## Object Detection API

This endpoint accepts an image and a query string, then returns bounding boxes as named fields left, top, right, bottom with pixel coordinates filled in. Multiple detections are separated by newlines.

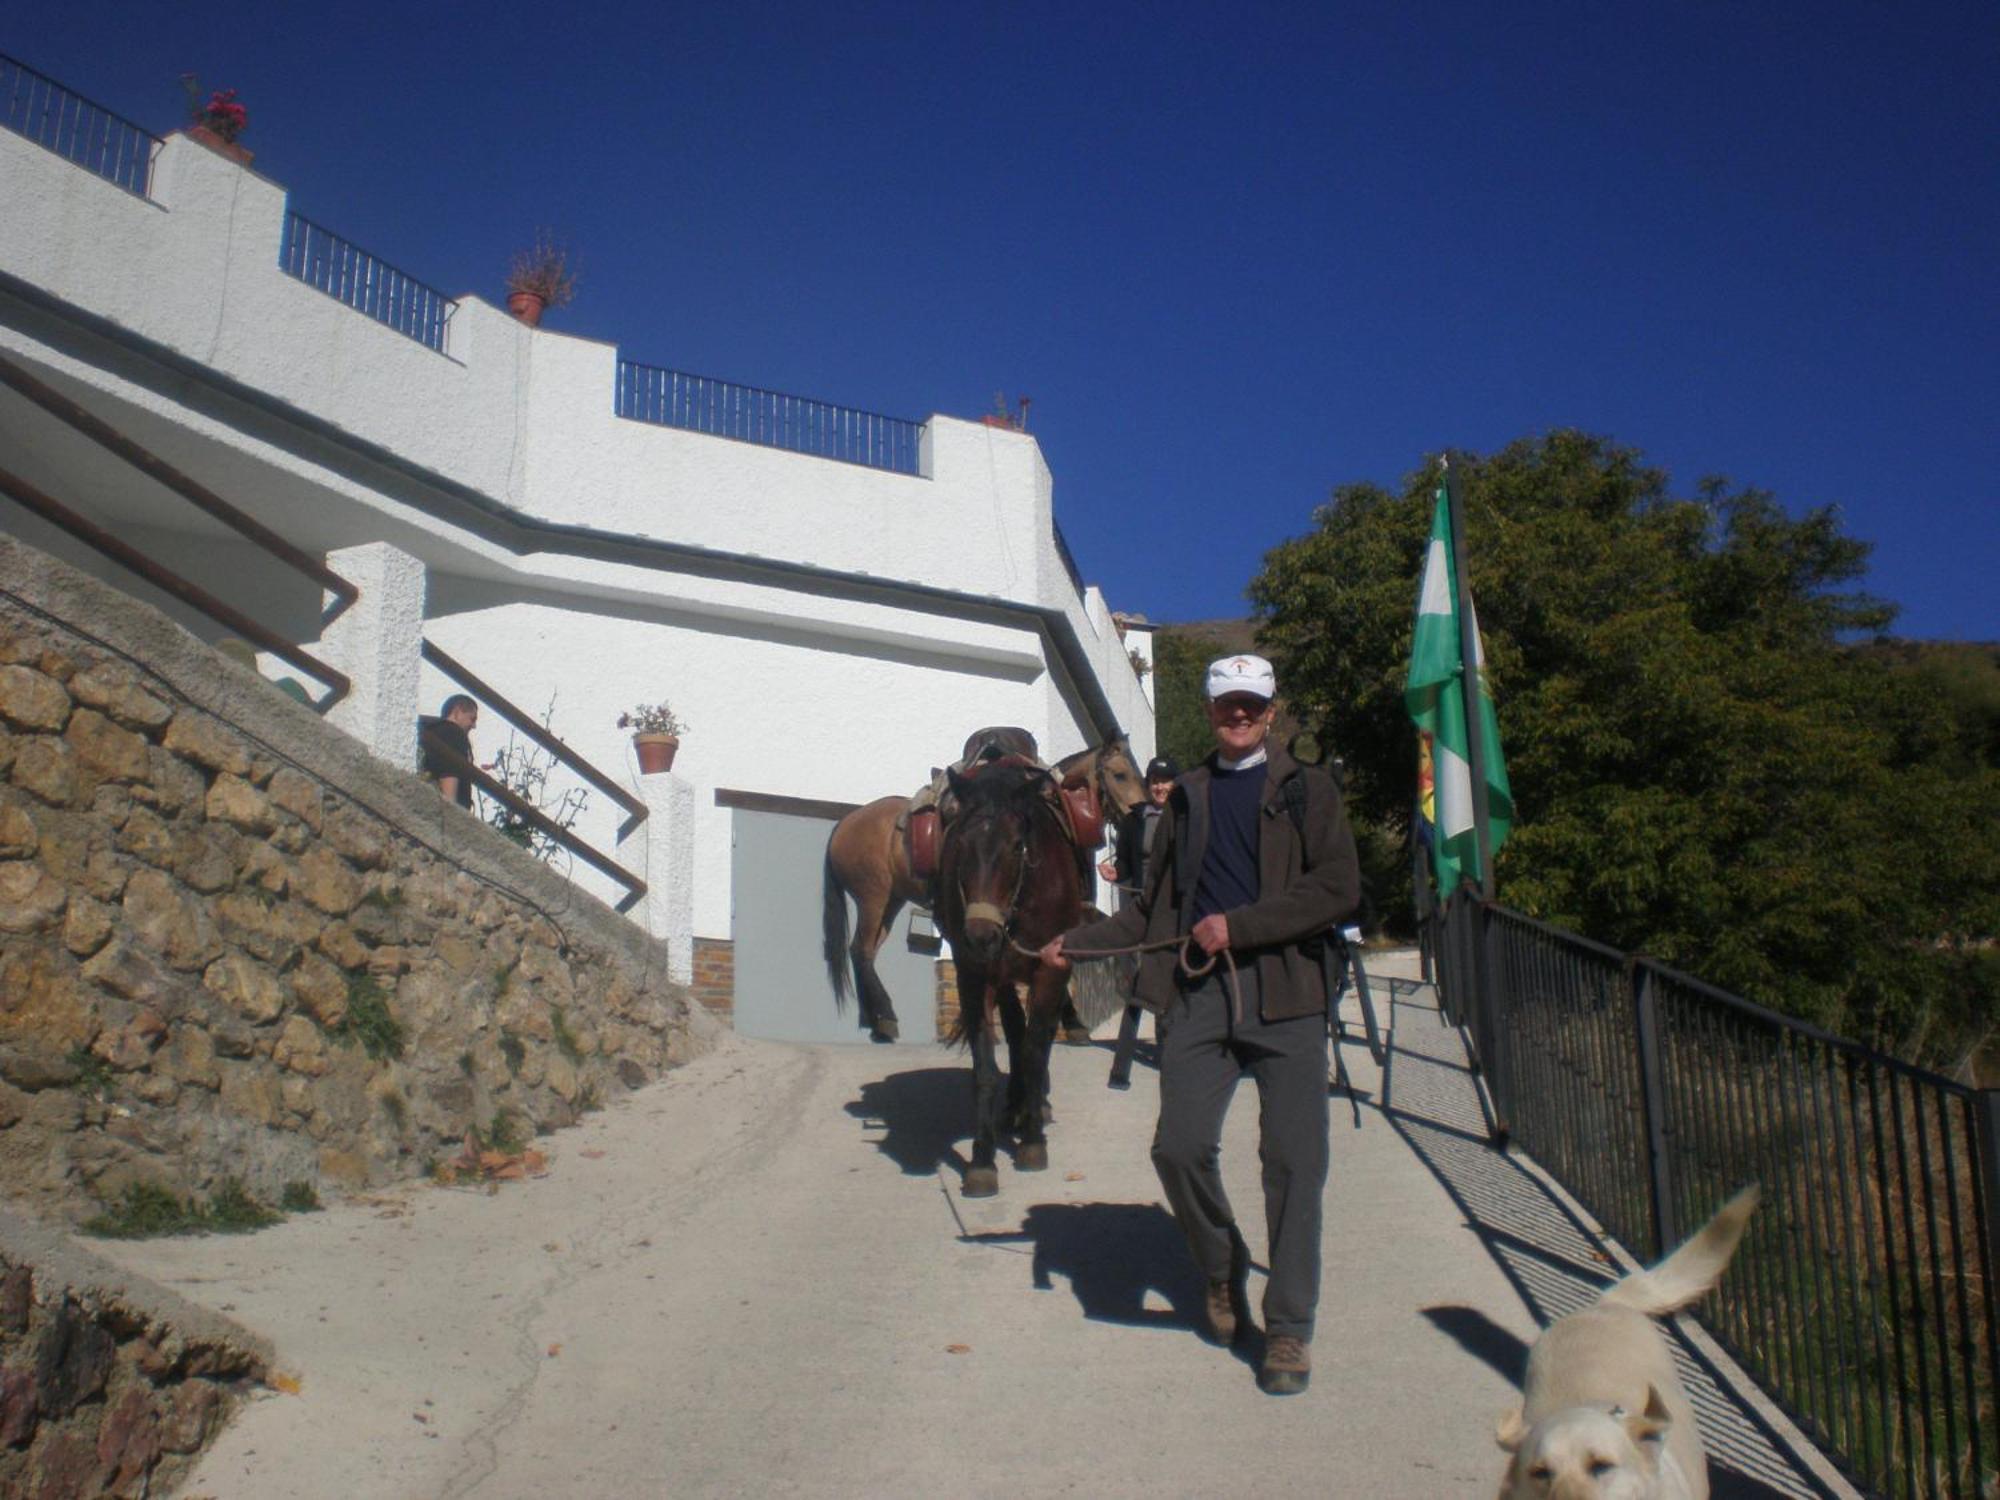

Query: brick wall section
left=0, top=539, right=722, bottom=1222
left=0, top=1206, right=271, bottom=1500
left=689, top=937, right=733, bottom=1017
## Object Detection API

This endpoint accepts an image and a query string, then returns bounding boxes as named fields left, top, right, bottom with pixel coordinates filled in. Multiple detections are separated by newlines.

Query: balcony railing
left=0, top=52, right=159, bottom=197
left=279, top=212, right=457, bottom=354
left=615, top=360, right=924, bottom=476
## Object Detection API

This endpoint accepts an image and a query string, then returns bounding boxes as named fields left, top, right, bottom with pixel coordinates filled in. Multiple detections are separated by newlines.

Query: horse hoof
left=870, top=1019, right=900, bottom=1043
left=963, top=1166, right=1000, bottom=1198
left=1058, top=1029, right=1094, bottom=1047
left=1015, top=1142, right=1049, bottom=1172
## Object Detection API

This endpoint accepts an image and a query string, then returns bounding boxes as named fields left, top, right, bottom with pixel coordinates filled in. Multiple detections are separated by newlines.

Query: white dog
left=1494, top=1186, right=1759, bottom=1500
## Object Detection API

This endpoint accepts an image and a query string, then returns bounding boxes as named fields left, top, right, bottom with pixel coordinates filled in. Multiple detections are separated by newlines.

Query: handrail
left=0, top=463, right=350, bottom=703
left=421, top=640, right=647, bottom=832
left=0, top=52, right=160, bottom=198
left=0, top=354, right=360, bottom=617
left=417, top=732, right=646, bottom=909
left=615, top=359, right=925, bottom=476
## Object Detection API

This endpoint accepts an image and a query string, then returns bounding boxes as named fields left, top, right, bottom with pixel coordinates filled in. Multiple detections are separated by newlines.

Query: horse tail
left=822, top=843, right=852, bottom=1011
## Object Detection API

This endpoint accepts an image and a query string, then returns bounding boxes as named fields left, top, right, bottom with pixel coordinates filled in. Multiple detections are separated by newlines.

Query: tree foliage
left=1151, top=627, right=1229, bottom=771
left=1251, top=430, right=1999, bottom=1070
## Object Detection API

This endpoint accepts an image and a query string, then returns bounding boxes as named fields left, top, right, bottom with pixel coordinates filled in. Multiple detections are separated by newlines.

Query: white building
left=0, top=66, right=1154, bottom=1039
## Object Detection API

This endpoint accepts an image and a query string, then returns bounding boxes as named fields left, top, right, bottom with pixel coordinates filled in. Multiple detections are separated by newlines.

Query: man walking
left=1042, top=655, right=1358, bottom=1394
left=419, top=693, right=480, bottom=808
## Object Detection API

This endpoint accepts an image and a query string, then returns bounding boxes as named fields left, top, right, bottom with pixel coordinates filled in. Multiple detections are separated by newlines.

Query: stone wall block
left=0, top=723, right=14, bottom=777
left=293, top=848, right=361, bottom=916
left=213, top=893, right=292, bottom=966
left=289, top=953, right=348, bottom=1027
left=94, top=1382, right=163, bottom=1496
left=0, top=664, right=70, bottom=732
left=80, top=846, right=130, bottom=904
left=114, top=805, right=173, bottom=867
left=216, top=1065, right=281, bottom=1128
left=202, top=954, right=285, bottom=1026
left=161, top=1028, right=219, bottom=1091
left=170, top=826, right=237, bottom=894
left=120, top=870, right=220, bottom=971
left=267, top=768, right=324, bottom=832
left=323, top=807, right=387, bottom=868
left=159, top=1380, right=219, bottom=1455
left=79, top=941, right=172, bottom=1014
left=0, top=800, right=38, bottom=857
left=272, top=1017, right=329, bottom=1077
left=314, top=922, right=368, bottom=971
left=160, top=711, right=250, bottom=777
left=137, top=748, right=205, bottom=815
left=67, top=663, right=170, bottom=733
left=11, top=737, right=77, bottom=806
left=204, top=774, right=273, bottom=834
left=238, top=842, right=288, bottom=895
left=61, top=895, right=112, bottom=959
left=0, top=863, right=65, bottom=933
left=95, top=1009, right=167, bottom=1072
left=66, top=710, right=151, bottom=784
left=0, top=1264, right=30, bottom=1333
left=0, top=1365, right=35, bottom=1448
left=32, top=1301, right=114, bottom=1418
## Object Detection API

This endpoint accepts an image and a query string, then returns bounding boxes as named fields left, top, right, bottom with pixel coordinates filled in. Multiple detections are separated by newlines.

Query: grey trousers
left=1151, top=964, right=1329, bottom=1341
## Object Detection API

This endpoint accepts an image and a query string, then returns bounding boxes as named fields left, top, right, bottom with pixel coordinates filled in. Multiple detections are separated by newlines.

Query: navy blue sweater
left=1193, top=763, right=1263, bottom=923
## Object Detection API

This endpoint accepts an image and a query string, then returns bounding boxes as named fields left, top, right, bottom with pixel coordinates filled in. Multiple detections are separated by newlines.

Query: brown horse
left=935, top=759, right=1084, bottom=1197
left=821, top=737, right=1146, bottom=1043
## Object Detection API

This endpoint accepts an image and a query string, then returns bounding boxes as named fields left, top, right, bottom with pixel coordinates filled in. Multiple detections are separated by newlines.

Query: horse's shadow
left=960, top=1200, right=1242, bottom=1348
left=845, top=1066, right=971, bottom=1176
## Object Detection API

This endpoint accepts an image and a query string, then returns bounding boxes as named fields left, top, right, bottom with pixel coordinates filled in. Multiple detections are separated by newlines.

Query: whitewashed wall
left=0, top=124, right=1154, bottom=942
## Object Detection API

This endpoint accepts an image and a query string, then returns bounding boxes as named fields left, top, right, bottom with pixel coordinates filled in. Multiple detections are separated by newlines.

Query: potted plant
left=505, top=233, right=578, bottom=328
left=618, top=702, right=686, bottom=775
left=179, top=75, right=252, bottom=164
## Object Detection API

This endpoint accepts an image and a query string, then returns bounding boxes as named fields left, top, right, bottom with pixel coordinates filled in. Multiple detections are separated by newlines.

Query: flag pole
left=1442, top=456, right=1496, bottom=900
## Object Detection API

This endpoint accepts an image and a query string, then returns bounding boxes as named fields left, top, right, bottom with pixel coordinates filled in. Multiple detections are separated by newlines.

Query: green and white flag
left=1405, top=481, right=1513, bottom=896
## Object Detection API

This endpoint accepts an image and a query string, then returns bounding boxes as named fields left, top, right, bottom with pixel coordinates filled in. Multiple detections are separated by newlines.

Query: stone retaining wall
left=0, top=1206, right=270, bottom=1499
left=0, top=538, right=722, bottom=1222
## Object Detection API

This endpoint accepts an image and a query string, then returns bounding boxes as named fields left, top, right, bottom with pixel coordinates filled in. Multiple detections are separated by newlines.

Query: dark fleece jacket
left=1060, top=743, right=1360, bottom=1022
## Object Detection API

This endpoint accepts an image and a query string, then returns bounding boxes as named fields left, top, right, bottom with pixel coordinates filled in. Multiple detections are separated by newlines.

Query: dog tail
left=1601, top=1184, right=1760, bottom=1317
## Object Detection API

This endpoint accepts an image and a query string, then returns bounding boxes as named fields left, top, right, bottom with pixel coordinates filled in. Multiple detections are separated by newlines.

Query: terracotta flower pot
left=633, top=733, right=679, bottom=775
left=185, top=125, right=253, bottom=166
left=507, top=290, right=547, bottom=327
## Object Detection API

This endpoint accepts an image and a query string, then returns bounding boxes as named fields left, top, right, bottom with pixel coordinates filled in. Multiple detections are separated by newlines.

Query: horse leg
left=962, top=970, right=1001, bottom=1198
left=847, top=896, right=903, bottom=1043
left=999, top=986, right=1031, bottom=1134
left=1014, top=966, right=1068, bottom=1173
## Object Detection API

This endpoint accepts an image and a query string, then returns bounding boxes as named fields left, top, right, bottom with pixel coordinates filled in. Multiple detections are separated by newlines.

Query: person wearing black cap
left=1042, top=653, right=1359, bottom=1396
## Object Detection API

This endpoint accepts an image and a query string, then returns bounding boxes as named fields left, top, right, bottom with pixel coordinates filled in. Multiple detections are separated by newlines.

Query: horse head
left=941, top=762, right=1060, bottom=966
left=1093, top=737, right=1148, bottom=817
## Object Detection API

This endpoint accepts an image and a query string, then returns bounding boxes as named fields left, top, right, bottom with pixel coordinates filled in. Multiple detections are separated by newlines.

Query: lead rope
left=1009, top=932, right=1245, bottom=1027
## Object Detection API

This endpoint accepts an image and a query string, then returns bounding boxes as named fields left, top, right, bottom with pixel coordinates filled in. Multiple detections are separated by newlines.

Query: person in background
left=419, top=694, right=479, bottom=808
left=1041, top=655, right=1359, bottom=1396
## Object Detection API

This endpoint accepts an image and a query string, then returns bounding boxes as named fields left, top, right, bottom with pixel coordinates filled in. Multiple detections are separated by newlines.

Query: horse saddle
left=908, top=805, right=941, bottom=883
left=1057, top=770, right=1106, bottom=851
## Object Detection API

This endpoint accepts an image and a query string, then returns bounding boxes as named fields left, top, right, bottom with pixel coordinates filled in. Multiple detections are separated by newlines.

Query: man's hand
left=1096, top=858, right=1117, bottom=881
left=1038, top=936, right=1070, bottom=971
left=1191, top=914, right=1231, bottom=956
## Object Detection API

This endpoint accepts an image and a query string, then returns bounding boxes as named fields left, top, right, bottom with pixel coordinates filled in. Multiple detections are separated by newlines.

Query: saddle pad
left=1059, top=781, right=1105, bottom=850
left=908, top=807, right=941, bottom=882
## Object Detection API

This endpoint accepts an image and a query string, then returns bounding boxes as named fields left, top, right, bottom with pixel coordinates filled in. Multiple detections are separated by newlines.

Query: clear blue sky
left=11, top=2, right=1996, bottom=640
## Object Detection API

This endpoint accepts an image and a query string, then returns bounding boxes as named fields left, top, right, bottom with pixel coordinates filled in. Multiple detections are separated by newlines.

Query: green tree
left=1151, top=627, right=1228, bottom=771
left=1251, top=430, right=2000, bottom=1068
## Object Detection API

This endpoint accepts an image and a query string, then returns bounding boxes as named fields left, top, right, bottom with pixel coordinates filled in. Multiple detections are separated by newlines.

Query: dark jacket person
left=1041, top=653, right=1359, bottom=1397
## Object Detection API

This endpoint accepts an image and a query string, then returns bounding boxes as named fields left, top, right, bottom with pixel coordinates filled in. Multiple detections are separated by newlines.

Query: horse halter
left=953, top=808, right=1037, bottom=938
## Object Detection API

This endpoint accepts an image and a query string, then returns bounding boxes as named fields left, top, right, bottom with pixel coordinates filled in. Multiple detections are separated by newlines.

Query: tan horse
left=822, top=737, right=1147, bottom=1042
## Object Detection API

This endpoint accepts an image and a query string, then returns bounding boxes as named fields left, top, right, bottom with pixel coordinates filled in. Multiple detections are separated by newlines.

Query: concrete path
left=98, top=952, right=1846, bottom=1498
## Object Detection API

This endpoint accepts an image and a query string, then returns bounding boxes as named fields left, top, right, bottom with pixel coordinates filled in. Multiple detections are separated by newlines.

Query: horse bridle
left=954, top=800, right=1048, bottom=939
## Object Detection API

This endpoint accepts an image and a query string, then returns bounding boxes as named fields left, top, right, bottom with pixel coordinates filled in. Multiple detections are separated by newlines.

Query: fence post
left=1633, top=965, right=1677, bottom=1261
left=319, top=542, right=424, bottom=768
left=1477, top=899, right=1510, bottom=1141
left=1974, top=1090, right=2000, bottom=1296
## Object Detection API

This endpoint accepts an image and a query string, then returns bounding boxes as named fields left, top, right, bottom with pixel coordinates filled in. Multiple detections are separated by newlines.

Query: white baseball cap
left=1204, top=654, right=1275, bottom=701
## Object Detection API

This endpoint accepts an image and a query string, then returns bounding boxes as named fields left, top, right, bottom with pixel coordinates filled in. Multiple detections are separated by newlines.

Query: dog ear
left=1494, top=1407, right=1527, bottom=1452
left=1624, top=1385, right=1673, bottom=1449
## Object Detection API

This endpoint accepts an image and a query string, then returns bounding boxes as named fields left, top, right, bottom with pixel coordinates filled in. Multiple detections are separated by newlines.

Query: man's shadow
left=960, top=1200, right=1264, bottom=1369
left=845, top=1067, right=972, bottom=1176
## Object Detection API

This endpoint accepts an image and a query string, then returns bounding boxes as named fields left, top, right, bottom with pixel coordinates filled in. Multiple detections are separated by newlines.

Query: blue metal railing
left=0, top=53, right=159, bottom=197
left=279, top=212, right=457, bottom=354
left=615, top=360, right=924, bottom=476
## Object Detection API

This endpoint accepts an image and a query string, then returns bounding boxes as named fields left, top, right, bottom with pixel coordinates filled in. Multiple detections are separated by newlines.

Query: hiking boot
left=1258, top=1334, right=1311, bottom=1395
left=1203, top=1278, right=1239, bottom=1345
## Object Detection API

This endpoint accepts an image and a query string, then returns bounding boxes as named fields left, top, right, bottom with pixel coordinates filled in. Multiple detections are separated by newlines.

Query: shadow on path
left=845, top=1067, right=968, bottom=1176
left=1382, top=985, right=1842, bottom=1500
left=958, top=1200, right=1265, bottom=1371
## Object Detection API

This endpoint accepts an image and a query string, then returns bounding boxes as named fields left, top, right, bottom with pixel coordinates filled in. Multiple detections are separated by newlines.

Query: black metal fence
left=0, top=52, right=159, bottom=197
left=615, top=360, right=925, bottom=476
left=1433, top=892, right=1999, bottom=1499
left=279, top=212, right=457, bottom=354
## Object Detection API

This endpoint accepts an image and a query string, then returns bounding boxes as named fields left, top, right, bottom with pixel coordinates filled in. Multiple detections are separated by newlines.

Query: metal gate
left=729, top=804, right=939, bottom=1044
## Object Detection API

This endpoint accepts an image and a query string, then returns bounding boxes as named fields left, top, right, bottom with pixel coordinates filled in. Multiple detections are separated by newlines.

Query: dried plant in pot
left=618, top=702, right=686, bottom=775
left=505, top=233, right=578, bottom=327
